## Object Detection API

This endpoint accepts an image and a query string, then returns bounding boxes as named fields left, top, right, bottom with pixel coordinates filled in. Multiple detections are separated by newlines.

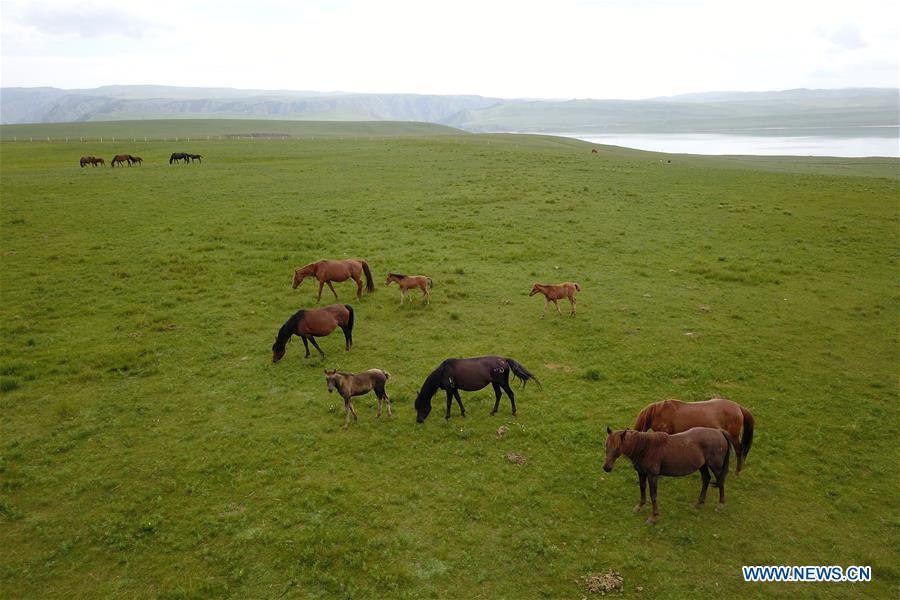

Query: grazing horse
left=79, top=156, right=95, bottom=168
left=271, top=304, right=354, bottom=362
left=292, top=259, right=375, bottom=302
left=414, top=356, right=540, bottom=422
left=591, top=148, right=599, bottom=154
left=529, top=282, right=581, bottom=317
left=111, top=154, right=131, bottom=167
left=385, top=273, right=432, bottom=304
left=187, top=154, right=202, bottom=163
left=128, top=155, right=143, bottom=166
left=325, top=368, right=391, bottom=428
left=603, top=426, right=732, bottom=524
left=169, top=152, right=189, bottom=164
left=90, top=157, right=105, bottom=167
left=633, top=398, right=754, bottom=472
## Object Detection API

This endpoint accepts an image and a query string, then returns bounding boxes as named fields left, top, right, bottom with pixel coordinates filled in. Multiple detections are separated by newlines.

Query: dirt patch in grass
left=582, top=570, right=624, bottom=594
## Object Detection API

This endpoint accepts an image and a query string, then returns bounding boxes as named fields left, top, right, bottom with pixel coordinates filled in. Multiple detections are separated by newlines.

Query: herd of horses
left=274, top=258, right=756, bottom=523
left=78, top=153, right=201, bottom=167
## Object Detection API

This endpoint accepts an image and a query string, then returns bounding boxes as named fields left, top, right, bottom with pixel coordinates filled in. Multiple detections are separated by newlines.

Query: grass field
left=1, top=120, right=898, bottom=599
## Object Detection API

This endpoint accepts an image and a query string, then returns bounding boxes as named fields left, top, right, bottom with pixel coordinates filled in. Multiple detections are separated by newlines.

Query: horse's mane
left=621, top=431, right=668, bottom=463
left=414, top=362, right=445, bottom=410
left=274, top=309, right=305, bottom=349
left=633, top=403, right=657, bottom=431
left=388, top=272, right=407, bottom=279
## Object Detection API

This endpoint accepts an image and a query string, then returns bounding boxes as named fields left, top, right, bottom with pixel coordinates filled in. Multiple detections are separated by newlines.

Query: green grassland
left=1, top=121, right=898, bottom=599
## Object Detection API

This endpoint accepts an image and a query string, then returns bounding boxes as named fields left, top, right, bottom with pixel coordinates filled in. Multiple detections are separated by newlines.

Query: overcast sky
left=1, top=0, right=897, bottom=99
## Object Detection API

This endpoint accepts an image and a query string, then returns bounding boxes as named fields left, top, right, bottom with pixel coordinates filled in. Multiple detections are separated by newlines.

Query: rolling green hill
left=1, top=122, right=898, bottom=598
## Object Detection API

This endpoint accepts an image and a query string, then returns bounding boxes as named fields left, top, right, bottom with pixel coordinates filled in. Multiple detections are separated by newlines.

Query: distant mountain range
left=1, top=85, right=897, bottom=134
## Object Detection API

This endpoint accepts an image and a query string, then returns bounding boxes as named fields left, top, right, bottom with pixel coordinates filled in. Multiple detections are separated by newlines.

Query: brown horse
left=603, top=426, right=732, bottom=524
left=325, top=368, right=391, bottom=428
left=128, top=155, right=143, bottom=166
left=385, top=273, right=432, bottom=304
left=271, top=304, right=354, bottom=362
left=633, top=398, right=754, bottom=472
left=292, top=259, right=375, bottom=301
left=111, top=154, right=132, bottom=167
left=591, top=148, right=599, bottom=154
left=79, top=156, right=94, bottom=168
left=529, top=282, right=581, bottom=317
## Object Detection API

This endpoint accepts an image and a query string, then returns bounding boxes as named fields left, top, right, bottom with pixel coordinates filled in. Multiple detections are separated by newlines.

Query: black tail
left=343, top=304, right=354, bottom=349
left=720, top=430, right=732, bottom=483
left=739, top=406, right=755, bottom=470
left=361, top=261, right=375, bottom=292
left=506, top=358, right=541, bottom=390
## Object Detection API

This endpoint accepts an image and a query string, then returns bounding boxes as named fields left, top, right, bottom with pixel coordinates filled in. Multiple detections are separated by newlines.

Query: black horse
left=414, top=356, right=540, bottom=422
left=187, top=154, right=202, bottom=163
left=169, top=152, right=189, bottom=164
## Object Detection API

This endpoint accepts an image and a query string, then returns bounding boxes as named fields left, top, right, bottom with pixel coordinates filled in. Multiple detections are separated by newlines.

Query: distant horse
left=169, top=152, right=189, bottom=164
left=603, top=426, right=732, bottom=524
left=591, top=148, right=599, bottom=154
left=633, top=398, right=754, bottom=472
left=79, top=156, right=95, bottom=168
left=414, top=356, right=540, bottom=422
left=187, top=154, right=202, bottom=163
left=111, top=154, right=131, bottom=167
left=529, top=282, right=581, bottom=317
left=90, top=157, right=105, bottom=167
left=325, top=368, right=391, bottom=428
left=272, top=304, right=354, bottom=362
left=385, top=273, right=432, bottom=304
left=128, top=155, right=143, bottom=166
left=293, top=259, right=375, bottom=302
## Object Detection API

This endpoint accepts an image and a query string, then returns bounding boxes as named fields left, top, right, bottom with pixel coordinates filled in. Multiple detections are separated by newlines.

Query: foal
left=603, top=426, right=732, bottom=524
left=529, top=282, right=580, bottom=317
left=325, top=368, right=391, bottom=429
left=385, top=273, right=432, bottom=304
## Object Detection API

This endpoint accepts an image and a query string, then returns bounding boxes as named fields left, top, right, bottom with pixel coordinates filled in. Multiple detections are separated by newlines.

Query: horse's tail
left=720, top=430, right=733, bottom=481
left=344, top=304, right=355, bottom=337
left=574, top=282, right=581, bottom=292
left=427, top=277, right=433, bottom=289
left=739, top=405, right=755, bottom=469
left=361, top=261, right=375, bottom=292
left=633, top=404, right=654, bottom=431
left=506, top=358, right=541, bottom=390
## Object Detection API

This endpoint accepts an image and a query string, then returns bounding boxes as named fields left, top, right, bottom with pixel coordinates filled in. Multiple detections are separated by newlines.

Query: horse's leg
left=326, top=280, right=339, bottom=300
left=422, top=286, right=428, bottom=304
left=339, top=325, right=351, bottom=351
left=343, top=398, right=351, bottom=430
left=732, top=438, right=743, bottom=473
left=354, top=274, right=362, bottom=299
left=541, top=298, right=548, bottom=319
left=317, top=280, right=325, bottom=303
left=714, top=462, right=727, bottom=511
left=501, top=381, right=517, bottom=416
left=554, top=299, right=562, bottom=316
left=383, top=390, right=392, bottom=417
left=309, top=336, right=325, bottom=359
left=646, top=476, right=659, bottom=524
left=349, top=400, right=358, bottom=422
left=696, top=465, right=711, bottom=507
left=490, top=382, right=502, bottom=415
left=445, top=389, right=453, bottom=419
left=453, top=389, right=465, bottom=418
left=570, top=295, right=576, bottom=316
left=301, top=335, right=311, bottom=358
left=634, top=473, right=647, bottom=512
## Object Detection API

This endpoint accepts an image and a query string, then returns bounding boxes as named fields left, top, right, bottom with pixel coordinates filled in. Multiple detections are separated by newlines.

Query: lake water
left=560, top=131, right=900, bottom=157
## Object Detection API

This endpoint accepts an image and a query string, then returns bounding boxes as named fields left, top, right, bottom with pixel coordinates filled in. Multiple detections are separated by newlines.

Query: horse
left=79, top=156, right=94, bottom=168
left=325, top=368, right=391, bottom=429
left=271, top=304, right=354, bottom=362
left=529, top=282, right=581, bottom=317
left=414, top=356, right=540, bottom=422
left=633, top=398, right=754, bottom=472
left=187, top=154, right=202, bottom=163
left=169, top=152, right=189, bottom=164
left=591, top=148, right=599, bottom=154
left=603, top=426, right=732, bottom=524
left=111, top=154, right=131, bottom=167
left=292, top=259, right=375, bottom=302
left=385, top=273, right=432, bottom=304
left=128, top=155, right=143, bottom=166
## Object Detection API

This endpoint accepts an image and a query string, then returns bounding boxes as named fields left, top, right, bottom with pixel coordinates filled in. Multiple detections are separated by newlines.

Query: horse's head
left=603, top=426, right=629, bottom=472
left=415, top=392, right=432, bottom=423
left=529, top=284, right=540, bottom=296
left=324, top=369, right=339, bottom=392
left=272, top=339, right=287, bottom=363
left=292, top=268, right=305, bottom=289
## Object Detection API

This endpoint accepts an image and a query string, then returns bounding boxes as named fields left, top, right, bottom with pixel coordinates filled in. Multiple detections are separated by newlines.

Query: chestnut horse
left=385, top=273, right=432, bottom=304
left=80, top=157, right=104, bottom=167
left=292, top=259, right=374, bottom=301
left=529, top=282, right=581, bottom=317
left=271, top=304, right=354, bottom=362
left=633, top=398, right=754, bottom=472
left=325, top=368, right=391, bottom=428
left=414, top=356, right=540, bottom=422
left=111, top=154, right=132, bottom=167
left=603, top=426, right=732, bottom=524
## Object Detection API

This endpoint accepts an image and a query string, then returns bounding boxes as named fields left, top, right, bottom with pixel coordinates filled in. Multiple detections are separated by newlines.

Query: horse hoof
left=694, top=501, right=705, bottom=509
left=645, top=517, right=657, bottom=525
left=715, top=503, right=725, bottom=513
left=633, top=504, right=645, bottom=513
